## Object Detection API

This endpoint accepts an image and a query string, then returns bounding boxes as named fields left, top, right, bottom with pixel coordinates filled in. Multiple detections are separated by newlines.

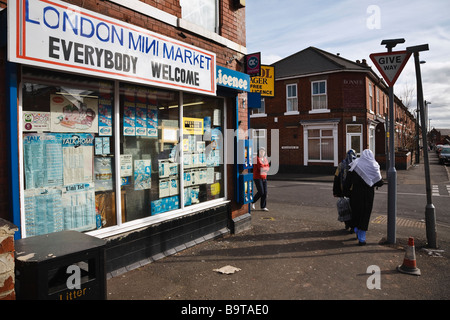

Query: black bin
left=15, top=230, right=107, bottom=300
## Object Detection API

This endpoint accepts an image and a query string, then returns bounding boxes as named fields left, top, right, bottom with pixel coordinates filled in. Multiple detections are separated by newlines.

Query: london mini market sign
left=8, top=0, right=216, bottom=95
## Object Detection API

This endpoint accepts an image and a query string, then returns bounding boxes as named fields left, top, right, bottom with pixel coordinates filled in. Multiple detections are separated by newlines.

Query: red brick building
left=0, top=0, right=251, bottom=278
left=251, top=47, right=416, bottom=173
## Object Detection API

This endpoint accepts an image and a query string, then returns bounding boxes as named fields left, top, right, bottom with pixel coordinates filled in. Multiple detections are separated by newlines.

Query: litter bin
left=15, top=230, right=107, bottom=300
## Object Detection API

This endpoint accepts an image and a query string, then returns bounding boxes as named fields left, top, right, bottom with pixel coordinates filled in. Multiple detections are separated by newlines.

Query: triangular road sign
left=369, top=51, right=412, bottom=86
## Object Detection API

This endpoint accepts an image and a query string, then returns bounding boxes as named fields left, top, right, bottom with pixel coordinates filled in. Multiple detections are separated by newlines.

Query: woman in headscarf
left=333, top=149, right=356, bottom=230
left=344, top=149, right=384, bottom=245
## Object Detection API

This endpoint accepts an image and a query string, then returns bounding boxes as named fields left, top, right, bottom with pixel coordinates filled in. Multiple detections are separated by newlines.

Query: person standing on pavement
left=344, top=149, right=383, bottom=245
left=333, top=149, right=356, bottom=231
left=252, top=147, right=270, bottom=211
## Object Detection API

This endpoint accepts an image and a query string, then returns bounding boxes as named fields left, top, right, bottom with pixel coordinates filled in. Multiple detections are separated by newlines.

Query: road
left=267, top=152, right=450, bottom=229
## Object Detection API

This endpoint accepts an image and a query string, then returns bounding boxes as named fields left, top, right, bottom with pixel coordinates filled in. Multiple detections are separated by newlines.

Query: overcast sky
left=246, top=0, right=450, bottom=129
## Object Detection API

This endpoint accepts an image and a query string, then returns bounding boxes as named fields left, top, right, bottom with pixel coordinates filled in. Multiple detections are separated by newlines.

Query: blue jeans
left=253, top=179, right=267, bottom=209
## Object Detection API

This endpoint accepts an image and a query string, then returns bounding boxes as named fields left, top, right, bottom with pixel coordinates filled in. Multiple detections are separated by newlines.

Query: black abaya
left=344, top=170, right=383, bottom=231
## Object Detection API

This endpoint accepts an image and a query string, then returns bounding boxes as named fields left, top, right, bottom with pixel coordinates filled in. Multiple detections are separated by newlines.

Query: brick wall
left=0, top=219, right=18, bottom=300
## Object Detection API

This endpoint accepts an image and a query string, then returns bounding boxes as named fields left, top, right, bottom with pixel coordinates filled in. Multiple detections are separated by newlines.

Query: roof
left=272, top=46, right=371, bottom=79
left=435, top=129, right=450, bottom=136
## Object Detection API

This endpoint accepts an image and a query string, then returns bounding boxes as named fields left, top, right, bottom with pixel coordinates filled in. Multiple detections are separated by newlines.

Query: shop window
left=21, top=68, right=116, bottom=237
left=120, top=84, right=180, bottom=220
left=182, top=93, right=224, bottom=206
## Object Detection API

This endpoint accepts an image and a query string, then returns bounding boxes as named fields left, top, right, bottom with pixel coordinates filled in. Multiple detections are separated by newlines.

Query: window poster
left=120, top=154, right=133, bottom=177
left=183, top=117, right=204, bottom=135
left=23, top=112, right=51, bottom=132
left=98, top=100, right=113, bottom=136
left=23, top=133, right=63, bottom=189
left=61, top=183, right=96, bottom=231
left=123, top=102, right=136, bottom=136
left=135, top=103, right=148, bottom=136
left=62, top=133, right=94, bottom=185
left=50, top=94, right=98, bottom=133
left=159, top=179, right=170, bottom=198
left=134, top=159, right=151, bottom=190
left=147, top=107, right=158, bottom=138
left=94, top=157, right=113, bottom=191
left=24, top=188, right=63, bottom=237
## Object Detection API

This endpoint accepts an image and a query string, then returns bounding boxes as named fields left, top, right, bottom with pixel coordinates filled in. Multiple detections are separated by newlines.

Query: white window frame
left=376, top=88, right=380, bottom=115
left=301, top=121, right=339, bottom=166
left=285, top=83, right=299, bottom=115
left=311, top=80, right=328, bottom=111
left=369, top=125, right=376, bottom=154
left=346, top=124, right=363, bottom=156
left=251, top=129, right=267, bottom=158
left=369, top=82, right=374, bottom=113
left=250, top=98, right=267, bottom=118
left=180, top=0, right=219, bottom=34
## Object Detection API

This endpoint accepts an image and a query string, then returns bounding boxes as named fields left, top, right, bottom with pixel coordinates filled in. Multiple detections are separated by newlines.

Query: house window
left=180, top=0, right=219, bottom=33
left=251, top=98, right=266, bottom=116
left=369, top=125, right=376, bottom=154
left=307, top=129, right=334, bottom=161
left=251, top=129, right=267, bottom=158
left=369, top=82, right=373, bottom=112
left=346, top=124, right=363, bottom=155
left=376, top=88, right=380, bottom=114
left=286, top=84, right=298, bottom=112
left=311, top=81, right=327, bottom=110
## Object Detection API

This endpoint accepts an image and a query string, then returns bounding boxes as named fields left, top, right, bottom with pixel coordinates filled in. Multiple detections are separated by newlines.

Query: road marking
left=432, top=185, right=440, bottom=197
left=371, top=215, right=425, bottom=229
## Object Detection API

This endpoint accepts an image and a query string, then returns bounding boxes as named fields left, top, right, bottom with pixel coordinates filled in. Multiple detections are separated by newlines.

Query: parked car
left=435, top=144, right=444, bottom=153
left=439, top=146, right=450, bottom=165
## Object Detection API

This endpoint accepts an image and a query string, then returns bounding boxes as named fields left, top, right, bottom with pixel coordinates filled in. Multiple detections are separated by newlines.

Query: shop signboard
left=8, top=0, right=216, bottom=95
left=216, top=66, right=250, bottom=92
left=250, top=65, right=275, bottom=97
left=245, top=52, right=261, bottom=76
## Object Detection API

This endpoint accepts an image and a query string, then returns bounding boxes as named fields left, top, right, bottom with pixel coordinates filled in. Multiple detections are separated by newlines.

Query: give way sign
left=369, top=51, right=412, bottom=86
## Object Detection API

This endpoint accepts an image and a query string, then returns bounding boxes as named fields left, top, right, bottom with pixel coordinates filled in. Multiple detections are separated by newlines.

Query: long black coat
left=344, top=170, right=383, bottom=231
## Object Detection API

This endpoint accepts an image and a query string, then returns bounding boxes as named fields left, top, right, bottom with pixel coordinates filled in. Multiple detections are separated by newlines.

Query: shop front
left=3, top=0, right=249, bottom=274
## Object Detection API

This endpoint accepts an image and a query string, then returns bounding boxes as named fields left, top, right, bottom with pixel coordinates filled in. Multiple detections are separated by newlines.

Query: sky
left=245, top=0, right=450, bottom=129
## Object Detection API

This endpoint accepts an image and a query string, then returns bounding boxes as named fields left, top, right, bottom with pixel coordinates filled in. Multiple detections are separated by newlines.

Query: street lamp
left=425, top=101, right=431, bottom=132
left=406, top=43, right=437, bottom=249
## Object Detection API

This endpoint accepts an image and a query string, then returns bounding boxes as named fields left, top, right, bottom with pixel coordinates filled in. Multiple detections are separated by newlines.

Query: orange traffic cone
left=397, top=237, right=421, bottom=276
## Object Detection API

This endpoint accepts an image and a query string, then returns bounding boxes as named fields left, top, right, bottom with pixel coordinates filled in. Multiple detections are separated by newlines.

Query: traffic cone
left=397, top=237, right=421, bottom=276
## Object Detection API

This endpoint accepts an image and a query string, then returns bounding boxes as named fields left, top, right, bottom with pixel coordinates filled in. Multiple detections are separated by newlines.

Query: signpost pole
left=387, top=84, right=397, bottom=244
left=407, top=44, right=437, bottom=248
left=371, top=38, right=407, bottom=244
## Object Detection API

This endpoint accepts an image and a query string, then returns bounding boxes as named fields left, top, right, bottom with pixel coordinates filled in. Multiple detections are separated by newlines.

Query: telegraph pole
left=407, top=44, right=437, bottom=248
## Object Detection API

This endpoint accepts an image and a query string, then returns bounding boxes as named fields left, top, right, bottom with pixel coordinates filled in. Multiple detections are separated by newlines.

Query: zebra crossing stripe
left=432, top=185, right=440, bottom=197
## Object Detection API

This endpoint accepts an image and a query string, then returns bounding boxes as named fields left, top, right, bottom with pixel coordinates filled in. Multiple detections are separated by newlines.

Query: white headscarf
left=349, top=149, right=382, bottom=187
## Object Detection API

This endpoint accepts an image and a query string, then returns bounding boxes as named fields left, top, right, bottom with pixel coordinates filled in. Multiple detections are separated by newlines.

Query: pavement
left=107, top=154, right=450, bottom=307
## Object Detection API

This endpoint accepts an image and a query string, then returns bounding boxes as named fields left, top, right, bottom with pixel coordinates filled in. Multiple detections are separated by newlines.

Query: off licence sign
left=369, top=51, right=411, bottom=86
